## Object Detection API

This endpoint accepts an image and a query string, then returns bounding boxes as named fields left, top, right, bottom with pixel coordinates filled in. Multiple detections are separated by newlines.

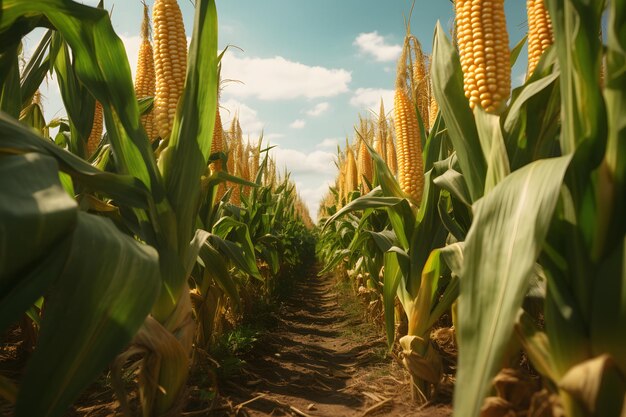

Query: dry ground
left=204, top=271, right=452, bottom=417
left=1, top=269, right=453, bottom=417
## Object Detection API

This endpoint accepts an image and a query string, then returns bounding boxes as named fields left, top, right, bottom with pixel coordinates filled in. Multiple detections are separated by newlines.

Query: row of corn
left=0, top=1, right=315, bottom=416
left=319, top=1, right=624, bottom=417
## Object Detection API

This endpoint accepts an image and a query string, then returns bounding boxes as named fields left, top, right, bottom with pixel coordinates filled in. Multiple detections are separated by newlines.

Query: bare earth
left=0, top=269, right=453, bottom=417
left=207, top=272, right=452, bottom=417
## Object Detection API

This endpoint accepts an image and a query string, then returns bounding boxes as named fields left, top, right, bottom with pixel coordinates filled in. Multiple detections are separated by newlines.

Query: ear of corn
left=386, top=128, right=398, bottom=176
left=336, top=159, right=345, bottom=207
left=86, top=101, right=103, bottom=157
left=428, top=78, right=439, bottom=129
left=526, top=0, right=553, bottom=78
left=211, top=106, right=227, bottom=202
left=394, top=88, right=424, bottom=204
left=345, top=146, right=358, bottom=198
left=411, top=40, right=430, bottom=131
left=394, top=39, right=425, bottom=204
left=455, top=0, right=511, bottom=114
left=210, top=106, right=224, bottom=172
left=228, top=120, right=244, bottom=205
left=135, top=3, right=158, bottom=142
left=355, top=116, right=373, bottom=192
left=32, top=90, right=41, bottom=106
left=375, top=99, right=387, bottom=162
left=357, top=136, right=373, bottom=192
left=241, top=143, right=251, bottom=197
left=250, top=137, right=261, bottom=183
left=153, top=0, right=188, bottom=139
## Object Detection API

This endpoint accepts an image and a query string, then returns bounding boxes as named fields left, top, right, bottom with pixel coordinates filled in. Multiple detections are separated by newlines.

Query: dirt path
left=209, top=271, right=451, bottom=417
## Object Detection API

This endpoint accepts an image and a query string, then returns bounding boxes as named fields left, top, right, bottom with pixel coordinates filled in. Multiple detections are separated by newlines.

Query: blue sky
left=26, top=0, right=529, bottom=220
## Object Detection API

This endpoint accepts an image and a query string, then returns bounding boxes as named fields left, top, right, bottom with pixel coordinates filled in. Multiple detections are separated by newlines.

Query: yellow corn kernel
left=153, top=0, right=187, bottom=139
left=336, top=160, right=345, bottom=208
left=87, top=101, right=103, bottom=157
left=455, top=0, right=511, bottom=114
left=135, top=3, right=158, bottom=142
left=429, top=79, right=439, bottom=129
left=394, top=88, right=424, bottom=204
left=210, top=106, right=226, bottom=202
left=375, top=100, right=387, bottom=162
left=345, top=147, right=358, bottom=197
left=241, top=144, right=251, bottom=197
left=385, top=129, right=397, bottom=176
left=357, top=137, right=373, bottom=192
left=394, top=37, right=424, bottom=204
left=32, top=90, right=41, bottom=106
left=250, top=139, right=261, bottom=184
left=210, top=107, right=224, bottom=172
left=411, top=43, right=430, bottom=131
left=527, top=0, right=553, bottom=78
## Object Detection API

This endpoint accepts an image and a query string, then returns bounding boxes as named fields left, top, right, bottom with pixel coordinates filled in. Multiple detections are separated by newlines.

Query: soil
left=203, top=271, right=453, bottom=417
left=0, top=269, right=453, bottom=417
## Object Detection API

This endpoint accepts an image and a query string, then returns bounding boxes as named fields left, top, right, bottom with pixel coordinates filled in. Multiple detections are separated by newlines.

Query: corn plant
left=320, top=35, right=462, bottom=400
left=428, top=0, right=625, bottom=415
left=0, top=0, right=220, bottom=415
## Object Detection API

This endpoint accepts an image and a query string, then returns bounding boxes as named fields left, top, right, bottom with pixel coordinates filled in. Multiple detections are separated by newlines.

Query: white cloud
left=271, top=147, right=336, bottom=177
left=219, top=98, right=265, bottom=139
left=264, top=133, right=285, bottom=142
left=220, top=52, right=351, bottom=100
left=350, top=88, right=395, bottom=113
left=305, top=102, right=330, bottom=117
left=297, top=180, right=335, bottom=223
left=269, top=146, right=336, bottom=219
left=316, top=138, right=340, bottom=150
left=354, top=31, right=402, bottom=62
left=220, top=23, right=236, bottom=35
left=290, top=119, right=306, bottom=129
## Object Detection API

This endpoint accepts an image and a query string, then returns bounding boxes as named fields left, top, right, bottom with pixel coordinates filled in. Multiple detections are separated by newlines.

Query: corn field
left=0, top=0, right=624, bottom=416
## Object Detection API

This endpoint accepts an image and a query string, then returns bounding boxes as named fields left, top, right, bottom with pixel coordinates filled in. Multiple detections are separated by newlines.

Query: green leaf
left=433, top=168, right=472, bottom=207
left=20, top=29, right=52, bottom=109
left=0, top=374, right=17, bottom=404
left=2, top=0, right=162, bottom=191
left=474, top=107, right=510, bottom=192
left=209, top=233, right=261, bottom=281
left=547, top=0, right=606, bottom=156
left=366, top=138, right=407, bottom=200
left=52, top=34, right=94, bottom=157
left=206, top=170, right=258, bottom=189
left=318, top=249, right=351, bottom=275
left=365, top=229, right=398, bottom=254
left=510, top=35, right=527, bottom=68
left=16, top=212, right=160, bottom=417
left=0, top=241, right=70, bottom=334
left=198, top=241, right=240, bottom=310
left=322, top=187, right=403, bottom=231
left=164, top=0, right=218, bottom=251
left=405, top=169, right=448, bottom=297
left=591, top=236, right=626, bottom=374
left=408, top=249, right=442, bottom=336
left=440, top=242, right=464, bottom=279
left=454, top=155, right=572, bottom=417
left=383, top=248, right=409, bottom=348
left=431, top=22, right=486, bottom=202
left=0, top=153, right=76, bottom=282
left=602, top=0, right=626, bottom=253
left=503, top=69, right=561, bottom=170
left=0, top=113, right=152, bottom=211
left=515, top=310, right=559, bottom=382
